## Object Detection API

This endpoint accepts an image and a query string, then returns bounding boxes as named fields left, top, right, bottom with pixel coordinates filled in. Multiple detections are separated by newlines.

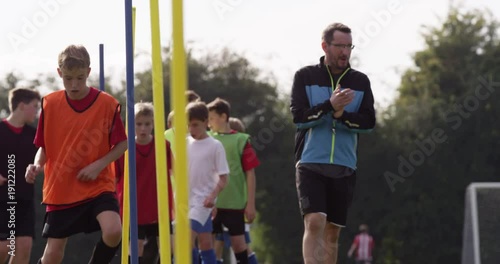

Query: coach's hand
left=77, top=160, right=106, bottom=182
left=330, top=86, right=354, bottom=113
left=25, top=164, right=43, bottom=184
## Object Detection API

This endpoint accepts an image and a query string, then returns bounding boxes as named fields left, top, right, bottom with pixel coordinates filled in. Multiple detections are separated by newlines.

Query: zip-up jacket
left=290, top=56, right=375, bottom=170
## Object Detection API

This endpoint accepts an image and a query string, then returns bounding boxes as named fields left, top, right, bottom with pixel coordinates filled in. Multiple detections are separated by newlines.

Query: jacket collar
left=319, top=56, right=351, bottom=75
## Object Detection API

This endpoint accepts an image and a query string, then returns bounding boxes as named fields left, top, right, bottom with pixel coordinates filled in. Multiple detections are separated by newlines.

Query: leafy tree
left=131, top=46, right=302, bottom=263
left=346, top=7, right=500, bottom=264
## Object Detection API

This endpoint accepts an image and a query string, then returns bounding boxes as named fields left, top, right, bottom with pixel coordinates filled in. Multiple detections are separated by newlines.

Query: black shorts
left=138, top=221, right=173, bottom=239
left=212, top=210, right=245, bottom=236
left=296, top=166, right=356, bottom=226
left=138, top=223, right=158, bottom=240
left=0, top=200, right=35, bottom=240
left=42, top=192, right=119, bottom=238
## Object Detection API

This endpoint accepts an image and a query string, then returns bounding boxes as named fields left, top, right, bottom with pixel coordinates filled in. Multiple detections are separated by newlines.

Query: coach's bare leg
left=41, top=238, right=68, bottom=264
left=323, top=222, right=341, bottom=264
left=303, top=213, right=326, bottom=264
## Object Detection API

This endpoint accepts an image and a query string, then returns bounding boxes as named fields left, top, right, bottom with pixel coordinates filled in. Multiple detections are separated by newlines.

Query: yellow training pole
left=150, top=0, right=171, bottom=262
left=172, top=0, right=190, bottom=262
left=121, top=6, right=137, bottom=264
left=121, top=141, right=130, bottom=264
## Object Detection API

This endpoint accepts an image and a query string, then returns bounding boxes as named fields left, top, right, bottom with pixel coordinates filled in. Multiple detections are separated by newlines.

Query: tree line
left=1, top=6, right=499, bottom=263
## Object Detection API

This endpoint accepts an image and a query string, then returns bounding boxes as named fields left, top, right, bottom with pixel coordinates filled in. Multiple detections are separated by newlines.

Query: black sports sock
left=235, top=250, right=249, bottom=264
left=128, top=255, right=144, bottom=263
left=88, top=238, right=121, bottom=264
left=37, top=259, right=42, bottom=264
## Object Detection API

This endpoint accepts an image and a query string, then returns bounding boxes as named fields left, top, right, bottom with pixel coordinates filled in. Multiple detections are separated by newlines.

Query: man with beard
left=290, top=23, right=376, bottom=264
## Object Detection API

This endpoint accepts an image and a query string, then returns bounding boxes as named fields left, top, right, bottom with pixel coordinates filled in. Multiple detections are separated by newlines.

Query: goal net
left=462, top=183, right=500, bottom=264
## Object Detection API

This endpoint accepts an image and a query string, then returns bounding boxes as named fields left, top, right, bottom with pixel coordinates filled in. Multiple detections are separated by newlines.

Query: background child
left=151, top=90, right=201, bottom=263
left=214, top=117, right=259, bottom=264
left=115, top=102, right=174, bottom=263
left=187, top=101, right=229, bottom=264
left=164, top=89, right=201, bottom=149
left=348, top=224, right=375, bottom=264
left=25, top=44, right=127, bottom=264
left=0, top=88, right=41, bottom=264
left=207, top=98, right=260, bottom=264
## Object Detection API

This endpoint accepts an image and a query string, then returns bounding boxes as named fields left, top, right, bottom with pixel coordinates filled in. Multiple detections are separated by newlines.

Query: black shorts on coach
left=42, top=192, right=119, bottom=238
left=296, top=165, right=356, bottom=226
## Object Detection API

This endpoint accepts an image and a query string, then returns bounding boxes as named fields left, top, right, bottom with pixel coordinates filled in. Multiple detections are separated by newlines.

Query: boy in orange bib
left=25, top=44, right=127, bottom=264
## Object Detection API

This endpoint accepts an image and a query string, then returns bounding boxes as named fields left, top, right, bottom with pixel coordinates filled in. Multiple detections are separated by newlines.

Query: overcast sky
left=0, top=0, right=498, bottom=107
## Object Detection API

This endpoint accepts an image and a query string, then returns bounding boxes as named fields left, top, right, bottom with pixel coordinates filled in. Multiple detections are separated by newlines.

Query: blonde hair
left=134, top=102, right=154, bottom=118
left=58, top=45, right=91, bottom=70
left=167, top=110, right=174, bottom=128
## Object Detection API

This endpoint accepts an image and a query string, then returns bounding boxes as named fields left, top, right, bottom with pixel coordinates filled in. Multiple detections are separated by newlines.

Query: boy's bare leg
left=142, top=235, right=159, bottom=263
left=137, top=239, right=146, bottom=257
left=198, top=232, right=216, bottom=263
left=230, top=234, right=248, bottom=264
left=191, top=230, right=200, bottom=263
left=198, top=233, right=213, bottom=251
left=40, top=237, right=68, bottom=264
left=0, top=240, right=10, bottom=263
left=8, top=236, right=33, bottom=264
left=214, top=239, right=225, bottom=259
left=88, top=211, right=122, bottom=263
left=229, top=235, right=246, bottom=255
left=247, top=245, right=253, bottom=255
left=96, top=211, right=122, bottom=247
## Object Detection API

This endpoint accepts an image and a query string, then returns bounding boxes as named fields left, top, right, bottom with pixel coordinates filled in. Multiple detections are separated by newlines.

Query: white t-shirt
left=188, top=135, right=229, bottom=210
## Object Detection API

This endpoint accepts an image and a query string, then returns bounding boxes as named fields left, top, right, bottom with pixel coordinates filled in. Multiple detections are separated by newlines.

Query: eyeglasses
left=330, top=43, right=355, bottom=50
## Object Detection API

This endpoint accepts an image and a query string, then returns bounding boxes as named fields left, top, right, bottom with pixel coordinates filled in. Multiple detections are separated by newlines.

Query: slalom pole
left=172, top=0, right=190, bottom=262
left=149, top=0, right=172, bottom=262
left=124, top=1, right=139, bottom=264
left=99, top=44, right=105, bottom=91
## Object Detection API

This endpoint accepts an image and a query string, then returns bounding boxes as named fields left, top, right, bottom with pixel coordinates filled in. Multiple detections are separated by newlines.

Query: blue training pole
left=124, top=0, right=139, bottom=263
left=99, top=44, right=105, bottom=91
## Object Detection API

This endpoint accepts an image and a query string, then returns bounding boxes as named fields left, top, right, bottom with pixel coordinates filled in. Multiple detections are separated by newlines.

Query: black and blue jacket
left=290, top=56, right=375, bottom=170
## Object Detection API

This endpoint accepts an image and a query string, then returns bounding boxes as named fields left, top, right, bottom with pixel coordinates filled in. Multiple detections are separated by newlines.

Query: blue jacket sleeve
left=336, top=76, right=376, bottom=133
left=290, top=69, right=333, bottom=130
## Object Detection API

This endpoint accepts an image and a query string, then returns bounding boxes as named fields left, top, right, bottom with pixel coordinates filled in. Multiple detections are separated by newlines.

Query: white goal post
left=461, top=182, right=500, bottom=264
